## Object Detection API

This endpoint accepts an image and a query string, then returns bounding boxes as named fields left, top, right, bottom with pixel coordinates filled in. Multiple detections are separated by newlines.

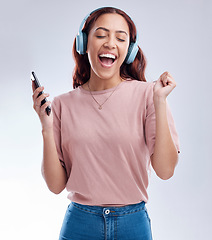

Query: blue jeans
left=59, top=201, right=153, bottom=240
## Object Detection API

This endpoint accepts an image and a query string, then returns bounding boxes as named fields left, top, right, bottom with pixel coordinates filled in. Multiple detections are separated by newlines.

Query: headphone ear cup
left=76, top=32, right=88, bottom=54
left=82, top=33, right=88, bottom=54
left=125, top=43, right=139, bottom=64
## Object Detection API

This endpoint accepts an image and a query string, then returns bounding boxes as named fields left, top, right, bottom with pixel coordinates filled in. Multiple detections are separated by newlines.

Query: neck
left=86, top=74, right=123, bottom=91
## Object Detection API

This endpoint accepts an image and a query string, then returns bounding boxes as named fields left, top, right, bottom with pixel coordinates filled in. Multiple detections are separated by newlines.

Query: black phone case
left=31, top=72, right=51, bottom=115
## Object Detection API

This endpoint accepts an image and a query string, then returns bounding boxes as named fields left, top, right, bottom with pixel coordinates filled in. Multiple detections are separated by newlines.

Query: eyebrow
left=95, top=27, right=128, bottom=36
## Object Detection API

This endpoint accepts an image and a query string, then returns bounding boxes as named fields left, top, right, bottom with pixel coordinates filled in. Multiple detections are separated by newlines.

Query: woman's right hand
left=32, top=83, right=53, bottom=131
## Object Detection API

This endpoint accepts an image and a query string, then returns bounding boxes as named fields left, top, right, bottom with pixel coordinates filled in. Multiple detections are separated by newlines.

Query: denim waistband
left=71, top=201, right=146, bottom=216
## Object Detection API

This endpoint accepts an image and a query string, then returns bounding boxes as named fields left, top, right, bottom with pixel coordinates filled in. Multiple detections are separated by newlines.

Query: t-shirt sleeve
left=51, top=97, right=66, bottom=169
left=144, top=82, right=180, bottom=157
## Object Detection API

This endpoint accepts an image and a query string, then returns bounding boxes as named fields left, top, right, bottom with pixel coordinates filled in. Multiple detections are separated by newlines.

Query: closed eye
left=96, top=36, right=106, bottom=39
left=117, top=38, right=125, bottom=42
left=97, top=36, right=125, bottom=42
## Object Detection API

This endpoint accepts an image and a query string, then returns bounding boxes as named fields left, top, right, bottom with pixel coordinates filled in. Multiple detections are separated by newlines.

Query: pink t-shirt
left=52, top=79, right=180, bottom=206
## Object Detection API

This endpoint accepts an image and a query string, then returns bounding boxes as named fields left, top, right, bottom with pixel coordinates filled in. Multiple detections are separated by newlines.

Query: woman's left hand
left=153, top=71, right=176, bottom=101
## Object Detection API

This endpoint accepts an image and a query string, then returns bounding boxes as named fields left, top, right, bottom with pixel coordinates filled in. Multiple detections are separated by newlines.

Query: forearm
left=42, top=129, right=67, bottom=194
left=151, top=97, right=178, bottom=180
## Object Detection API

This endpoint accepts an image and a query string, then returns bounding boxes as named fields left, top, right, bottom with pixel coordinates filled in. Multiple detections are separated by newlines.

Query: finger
left=37, top=92, right=49, bottom=102
left=32, top=86, right=44, bottom=101
left=160, top=74, right=170, bottom=87
left=33, top=97, right=42, bottom=112
left=32, top=81, right=37, bottom=92
left=34, top=93, right=49, bottom=108
left=166, top=71, right=175, bottom=79
left=163, top=76, right=176, bottom=89
left=161, top=71, right=172, bottom=81
left=164, top=72, right=175, bottom=82
left=32, top=86, right=44, bottom=100
left=160, top=71, right=168, bottom=79
left=40, top=101, right=51, bottom=115
left=33, top=98, right=49, bottom=114
left=165, top=72, right=176, bottom=84
left=33, top=101, right=41, bottom=112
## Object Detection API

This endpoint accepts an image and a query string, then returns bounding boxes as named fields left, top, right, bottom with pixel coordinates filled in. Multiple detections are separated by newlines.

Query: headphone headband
left=78, top=7, right=105, bottom=33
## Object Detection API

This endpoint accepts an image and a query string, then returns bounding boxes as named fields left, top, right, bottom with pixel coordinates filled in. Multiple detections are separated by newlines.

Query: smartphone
left=31, top=71, right=51, bottom=116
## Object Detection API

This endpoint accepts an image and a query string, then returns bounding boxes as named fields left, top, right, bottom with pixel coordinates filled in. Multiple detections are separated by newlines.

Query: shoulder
left=123, top=80, right=156, bottom=107
left=124, top=79, right=154, bottom=87
left=123, top=79, right=155, bottom=93
left=53, top=88, right=79, bottom=103
left=51, top=88, right=79, bottom=110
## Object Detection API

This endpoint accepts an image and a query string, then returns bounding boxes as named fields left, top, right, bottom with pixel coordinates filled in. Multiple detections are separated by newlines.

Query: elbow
left=41, top=168, right=66, bottom=195
left=49, top=187, right=65, bottom=195
left=151, top=153, right=179, bottom=180
left=157, top=169, right=175, bottom=180
left=46, top=181, right=66, bottom=194
left=159, top=172, right=174, bottom=180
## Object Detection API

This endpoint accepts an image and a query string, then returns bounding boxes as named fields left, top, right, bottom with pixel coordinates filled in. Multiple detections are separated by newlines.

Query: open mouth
left=98, top=53, right=117, bottom=67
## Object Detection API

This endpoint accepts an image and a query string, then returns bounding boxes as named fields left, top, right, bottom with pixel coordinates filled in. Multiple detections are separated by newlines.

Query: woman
left=32, top=7, right=180, bottom=240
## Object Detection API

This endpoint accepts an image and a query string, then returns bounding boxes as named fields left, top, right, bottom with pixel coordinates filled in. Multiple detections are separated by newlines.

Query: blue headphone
left=76, top=7, right=139, bottom=64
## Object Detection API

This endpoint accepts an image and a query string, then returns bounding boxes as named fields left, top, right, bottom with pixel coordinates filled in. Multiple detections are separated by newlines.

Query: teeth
left=99, top=53, right=116, bottom=59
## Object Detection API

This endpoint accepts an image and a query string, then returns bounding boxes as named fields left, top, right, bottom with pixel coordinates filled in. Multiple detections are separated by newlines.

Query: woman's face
left=86, top=13, right=130, bottom=81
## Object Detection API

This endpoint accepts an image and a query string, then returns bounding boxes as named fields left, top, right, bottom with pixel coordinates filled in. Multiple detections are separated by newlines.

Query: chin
left=97, top=73, right=118, bottom=80
left=91, top=67, right=117, bottom=80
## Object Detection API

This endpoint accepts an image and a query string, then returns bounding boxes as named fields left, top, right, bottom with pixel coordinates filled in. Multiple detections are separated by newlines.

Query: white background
left=0, top=0, right=211, bottom=239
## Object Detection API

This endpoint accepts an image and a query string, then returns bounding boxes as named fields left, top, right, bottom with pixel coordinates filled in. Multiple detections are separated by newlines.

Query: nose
left=103, top=36, right=116, bottom=49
